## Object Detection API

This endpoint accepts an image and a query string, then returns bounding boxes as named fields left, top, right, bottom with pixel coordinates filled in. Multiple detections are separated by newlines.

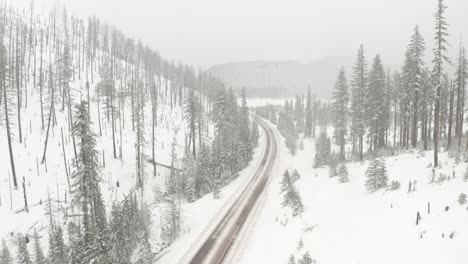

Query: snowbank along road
left=184, top=115, right=278, bottom=264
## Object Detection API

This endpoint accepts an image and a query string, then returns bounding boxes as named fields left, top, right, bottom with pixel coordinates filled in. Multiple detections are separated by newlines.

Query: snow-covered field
left=239, top=126, right=468, bottom=264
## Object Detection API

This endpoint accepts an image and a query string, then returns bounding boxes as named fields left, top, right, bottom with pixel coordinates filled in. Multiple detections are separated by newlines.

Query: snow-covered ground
left=239, top=131, right=468, bottom=264
left=156, top=123, right=268, bottom=264
left=0, top=67, right=189, bottom=253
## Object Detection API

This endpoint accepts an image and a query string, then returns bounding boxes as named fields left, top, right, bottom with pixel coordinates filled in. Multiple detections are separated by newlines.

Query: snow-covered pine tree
left=109, top=203, right=130, bottom=264
left=71, top=101, right=111, bottom=264
left=281, top=178, right=304, bottom=217
left=288, top=255, right=296, bottom=264
left=67, top=221, right=83, bottom=264
left=0, top=239, right=12, bottom=264
left=251, top=120, right=260, bottom=147
left=298, top=251, right=314, bottom=264
left=432, top=0, right=450, bottom=167
left=304, top=87, right=313, bottom=138
left=48, top=226, right=68, bottom=264
left=15, top=234, right=32, bottom=264
left=332, top=67, right=349, bottom=160
left=406, top=25, right=425, bottom=148
left=294, top=96, right=305, bottom=133
left=338, top=163, right=349, bottom=183
left=181, top=152, right=196, bottom=202
left=135, top=78, right=146, bottom=190
left=351, top=45, right=367, bottom=161
left=32, top=231, right=46, bottom=264
left=184, top=88, right=200, bottom=159
left=194, top=145, right=212, bottom=198
left=367, top=55, right=387, bottom=151
left=239, top=87, right=253, bottom=166
left=365, top=158, right=388, bottom=192
left=313, top=130, right=331, bottom=168
left=280, top=170, right=291, bottom=193
left=454, top=45, right=467, bottom=150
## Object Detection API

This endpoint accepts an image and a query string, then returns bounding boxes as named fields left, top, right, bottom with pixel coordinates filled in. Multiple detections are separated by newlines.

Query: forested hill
left=0, top=2, right=258, bottom=264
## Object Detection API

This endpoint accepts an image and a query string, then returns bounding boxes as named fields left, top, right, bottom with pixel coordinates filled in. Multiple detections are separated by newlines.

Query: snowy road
left=183, top=115, right=279, bottom=264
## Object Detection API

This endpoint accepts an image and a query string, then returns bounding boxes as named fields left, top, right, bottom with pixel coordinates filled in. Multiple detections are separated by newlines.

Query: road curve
left=185, top=114, right=278, bottom=264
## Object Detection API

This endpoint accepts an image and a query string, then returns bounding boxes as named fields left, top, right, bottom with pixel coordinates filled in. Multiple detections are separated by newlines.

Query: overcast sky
left=14, top=0, right=468, bottom=69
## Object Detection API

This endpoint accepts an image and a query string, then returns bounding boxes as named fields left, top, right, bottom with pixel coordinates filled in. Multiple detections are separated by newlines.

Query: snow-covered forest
left=0, top=1, right=258, bottom=263
left=1, top=0, right=467, bottom=263
left=248, top=0, right=468, bottom=263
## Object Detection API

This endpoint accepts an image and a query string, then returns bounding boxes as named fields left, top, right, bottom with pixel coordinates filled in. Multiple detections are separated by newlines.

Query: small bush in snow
left=458, top=193, right=467, bottom=205
left=389, top=180, right=400, bottom=190
left=338, top=163, right=349, bottom=183
left=365, top=158, right=388, bottom=192
left=288, top=255, right=296, bottom=264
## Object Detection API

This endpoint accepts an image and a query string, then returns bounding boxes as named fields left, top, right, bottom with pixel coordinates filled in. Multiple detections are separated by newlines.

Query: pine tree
left=184, top=88, right=200, bottom=159
left=239, top=87, right=252, bottom=166
left=15, top=234, right=32, bottom=264
left=71, top=101, right=111, bottom=264
left=49, top=226, right=67, bottom=264
left=32, top=231, right=46, bottom=264
left=407, top=25, right=426, bottom=148
left=288, top=255, right=296, bottom=264
left=281, top=178, right=304, bottom=217
left=454, top=45, right=467, bottom=150
left=280, top=170, right=291, bottom=193
left=109, top=203, right=130, bottom=264
left=135, top=79, right=146, bottom=190
left=332, top=67, right=349, bottom=160
left=298, top=251, right=314, bottom=264
left=365, top=158, right=388, bottom=192
left=251, top=121, right=260, bottom=147
left=313, top=130, right=331, bottom=168
left=0, top=239, right=13, bottom=264
left=368, top=55, right=387, bottom=150
left=338, top=163, right=349, bottom=183
left=351, top=45, right=367, bottom=160
left=304, top=87, right=313, bottom=138
left=432, top=0, right=450, bottom=167
left=294, top=96, right=305, bottom=133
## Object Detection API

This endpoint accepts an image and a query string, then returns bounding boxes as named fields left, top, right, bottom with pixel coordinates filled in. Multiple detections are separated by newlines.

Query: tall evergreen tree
left=332, top=67, right=349, bottom=160
left=368, top=55, right=387, bottom=150
left=71, top=101, right=111, bottom=264
left=432, top=0, right=450, bottom=167
left=351, top=45, right=367, bottom=160
left=304, top=87, right=313, bottom=138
